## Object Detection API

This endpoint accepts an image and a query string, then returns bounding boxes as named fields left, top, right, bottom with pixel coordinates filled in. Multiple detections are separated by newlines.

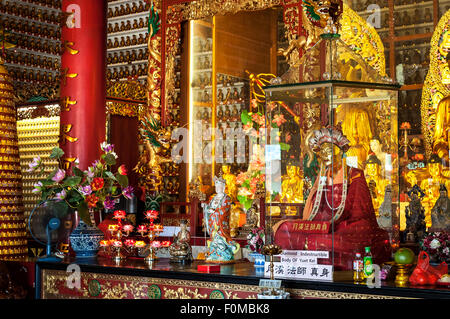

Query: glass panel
left=189, top=19, right=214, bottom=188
left=394, top=0, right=434, bottom=37
left=394, top=39, right=430, bottom=86
left=265, top=83, right=399, bottom=275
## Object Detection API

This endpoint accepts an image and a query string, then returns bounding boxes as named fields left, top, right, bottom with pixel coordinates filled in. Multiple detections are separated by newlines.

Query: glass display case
left=264, top=25, right=400, bottom=275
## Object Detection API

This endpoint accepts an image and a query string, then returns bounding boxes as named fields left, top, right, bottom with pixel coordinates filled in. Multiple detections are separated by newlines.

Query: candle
left=154, top=224, right=164, bottom=232
left=122, top=224, right=134, bottom=233
left=144, top=210, right=159, bottom=220
left=151, top=241, right=161, bottom=248
left=137, top=225, right=147, bottom=235
left=112, top=240, right=123, bottom=248
left=161, top=241, right=171, bottom=247
left=108, top=224, right=120, bottom=232
left=134, top=240, right=146, bottom=248
left=113, top=210, right=127, bottom=220
left=100, top=240, right=110, bottom=247
left=124, top=239, right=135, bottom=247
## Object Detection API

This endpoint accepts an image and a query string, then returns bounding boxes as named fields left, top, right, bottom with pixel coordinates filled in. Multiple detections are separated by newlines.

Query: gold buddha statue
left=365, top=155, right=389, bottom=216
left=280, top=164, right=304, bottom=216
left=433, top=95, right=450, bottom=162
left=222, top=166, right=243, bottom=237
left=222, top=165, right=237, bottom=202
left=420, top=154, right=450, bottom=227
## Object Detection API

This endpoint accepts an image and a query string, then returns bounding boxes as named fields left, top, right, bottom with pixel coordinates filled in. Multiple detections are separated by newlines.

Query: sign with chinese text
left=283, top=220, right=331, bottom=233
left=264, top=250, right=333, bottom=281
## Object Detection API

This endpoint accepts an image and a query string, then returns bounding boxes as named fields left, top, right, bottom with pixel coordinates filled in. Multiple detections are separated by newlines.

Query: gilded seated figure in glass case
left=280, top=164, right=304, bottom=216
left=273, top=127, right=392, bottom=270
left=365, top=154, right=389, bottom=216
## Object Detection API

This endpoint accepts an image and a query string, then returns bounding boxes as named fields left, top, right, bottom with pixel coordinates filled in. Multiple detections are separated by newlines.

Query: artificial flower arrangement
left=419, top=231, right=450, bottom=263
left=29, top=142, right=134, bottom=226
left=236, top=100, right=289, bottom=209
left=246, top=226, right=265, bottom=254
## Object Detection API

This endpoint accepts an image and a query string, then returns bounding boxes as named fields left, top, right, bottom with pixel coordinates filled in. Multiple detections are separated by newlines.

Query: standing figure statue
left=201, top=175, right=240, bottom=263
left=377, top=184, right=392, bottom=229
left=169, top=219, right=192, bottom=263
left=430, top=184, right=450, bottom=231
left=404, top=185, right=427, bottom=243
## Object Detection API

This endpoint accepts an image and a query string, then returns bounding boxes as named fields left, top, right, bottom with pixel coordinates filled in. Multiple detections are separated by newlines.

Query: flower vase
left=69, top=210, right=104, bottom=258
left=249, top=252, right=265, bottom=268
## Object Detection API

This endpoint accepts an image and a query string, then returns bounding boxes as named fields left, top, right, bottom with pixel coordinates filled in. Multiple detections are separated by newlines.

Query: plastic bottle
left=363, top=246, right=374, bottom=278
left=353, top=253, right=364, bottom=283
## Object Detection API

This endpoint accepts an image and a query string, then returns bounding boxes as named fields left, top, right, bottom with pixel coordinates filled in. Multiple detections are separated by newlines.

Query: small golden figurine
left=420, top=154, right=450, bottom=227
left=365, top=155, right=389, bottom=216
left=280, top=164, right=304, bottom=216
left=169, top=219, right=193, bottom=263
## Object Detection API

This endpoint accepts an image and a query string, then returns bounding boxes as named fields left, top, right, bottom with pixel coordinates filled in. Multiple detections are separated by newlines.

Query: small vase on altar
left=69, top=209, right=104, bottom=258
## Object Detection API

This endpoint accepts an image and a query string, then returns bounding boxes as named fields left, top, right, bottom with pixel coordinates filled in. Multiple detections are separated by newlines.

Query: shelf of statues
left=1, top=18, right=61, bottom=42
left=107, top=65, right=148, bottom=81
left=107, top=36, right=149, bottom=52
left=7, top=69, right=60, bottom=86
left=4, top=59, right=59, bottom=74
left=1, top=10, right=61, bottom=29
left=107, top=18, right=148, bottom=36
left=107, top=48, right=149, bottom=66
left=107, top=0, right=149, bottom=18
left=1, top=0, right=61, bottom=12
left=107, top=8, right=149, bottom=24
left=11, top=45, right=60, bottom=60
left=216, top=105, right=243, bottom=124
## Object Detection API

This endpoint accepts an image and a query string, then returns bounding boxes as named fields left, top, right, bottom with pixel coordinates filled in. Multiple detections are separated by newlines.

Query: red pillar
left=60, top=0, right=107, bottom=170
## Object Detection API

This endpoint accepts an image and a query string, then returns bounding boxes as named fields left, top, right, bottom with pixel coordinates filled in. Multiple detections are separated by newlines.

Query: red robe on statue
left=273, top=166, right=392, bottom=270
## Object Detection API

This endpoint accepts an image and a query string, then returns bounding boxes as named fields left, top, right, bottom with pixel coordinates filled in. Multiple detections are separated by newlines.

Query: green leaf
left=72, top=167, right=84, bottom=178
left=242, top=180, right=250, bottom=189
left=63, top=176, right=82, bottom=187
left=116, top=174, right=128, bottom=188
left=49, top=147, right=65, bottom=159
left=77, top=202, right=92, bottom=227
left=104, top=153, right=117, bottom=166
left=279, top=142, right=291, bottom=151
left=105, top=171, right=117, bottom=181
left=241, top=110, right=252, bottom=125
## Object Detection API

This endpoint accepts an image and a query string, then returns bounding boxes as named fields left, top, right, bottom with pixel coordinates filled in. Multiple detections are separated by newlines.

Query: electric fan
left=28, top=201, right=69, bottom=262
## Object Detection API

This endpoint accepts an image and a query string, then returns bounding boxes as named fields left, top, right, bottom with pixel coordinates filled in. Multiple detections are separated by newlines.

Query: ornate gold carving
left=41, top=269, right=262, bottom=299
left=163, top=287, right=208, bottom=299
left=41, top=269, right=414, bottom=299
left=340, top=3, right=386, bottom=77
left=286, top=288, right=413, bottom=299
left=106, top=80, right=146, bottom=118
left=421, top=9, right=450, bottom=159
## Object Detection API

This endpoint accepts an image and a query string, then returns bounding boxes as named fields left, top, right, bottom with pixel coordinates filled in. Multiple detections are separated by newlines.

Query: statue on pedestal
left=377, top=184, right=393, bottom=229
left=430, top=184, right=450, bottom=231
left=280, top=164, right=304, bottom=216
left=201, top=176, right=240, bottom=263
left=365, top=154, right=389, bottom=215
left=404, top=185, right=427, bottom=243
left=169, top=219, right=192, bottom=263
